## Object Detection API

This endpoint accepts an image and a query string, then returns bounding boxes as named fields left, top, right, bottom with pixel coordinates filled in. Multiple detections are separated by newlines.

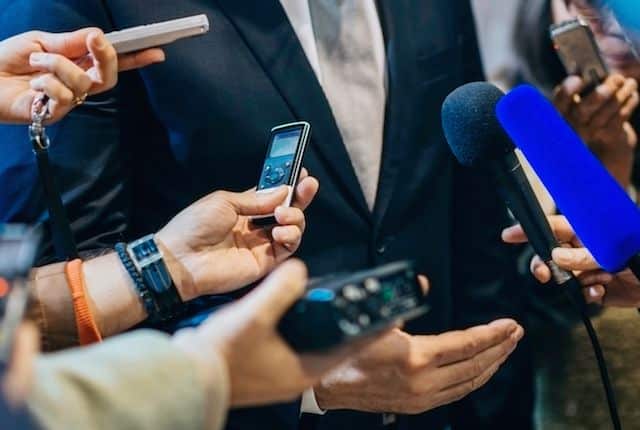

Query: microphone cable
left=562, top=276, right=621, bottom=430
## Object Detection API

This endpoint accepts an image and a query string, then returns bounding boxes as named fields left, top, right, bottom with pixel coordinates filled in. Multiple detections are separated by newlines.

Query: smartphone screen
left=258, top=124, right=307, bottom=191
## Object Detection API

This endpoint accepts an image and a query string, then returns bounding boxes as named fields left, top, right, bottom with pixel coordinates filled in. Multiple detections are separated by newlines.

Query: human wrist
left=153, top=233, right=198, bottom=301
left=83, top=252, right=147, bottom=336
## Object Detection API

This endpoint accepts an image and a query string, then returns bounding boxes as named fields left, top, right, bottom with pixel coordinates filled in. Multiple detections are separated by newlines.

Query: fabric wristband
left=64, top=259, right=102, bottom=345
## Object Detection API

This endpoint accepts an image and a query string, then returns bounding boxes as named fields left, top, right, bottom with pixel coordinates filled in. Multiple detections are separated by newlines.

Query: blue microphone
left=496, top=84, right=640, bottom=277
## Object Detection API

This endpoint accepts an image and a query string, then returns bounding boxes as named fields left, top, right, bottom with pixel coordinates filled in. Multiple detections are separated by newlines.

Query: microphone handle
left=491, top=151, right=558, bottom=261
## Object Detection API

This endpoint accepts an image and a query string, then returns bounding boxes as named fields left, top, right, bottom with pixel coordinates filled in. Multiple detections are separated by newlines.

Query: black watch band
left=127, top=234, right=183, bottom=321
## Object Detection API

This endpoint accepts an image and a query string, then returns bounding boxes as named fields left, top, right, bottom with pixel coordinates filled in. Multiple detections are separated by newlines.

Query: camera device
left=550, top=18, right=609, bottom=93
left=0, top=225, right=41, bottom=364
left=278, top=261, right=429, bottom=352
left=252, top=122, right=311, bottom=226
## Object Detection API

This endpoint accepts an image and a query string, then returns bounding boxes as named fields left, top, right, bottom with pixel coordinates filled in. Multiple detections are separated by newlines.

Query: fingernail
left=29, top=52, right=44, bottom=64
left=552, top=248, right=572, bottom=261
left=513, top=327, right=524, bottom=341
left=589, top=287, right=602, bottom=298
left=490, top=319, right=517, bottom=332
left=92, top=32, right=105, bottom=49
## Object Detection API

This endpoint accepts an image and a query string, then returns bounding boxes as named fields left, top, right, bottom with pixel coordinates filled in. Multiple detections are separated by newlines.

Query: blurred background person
left=473, top=0, right=640, bottom=428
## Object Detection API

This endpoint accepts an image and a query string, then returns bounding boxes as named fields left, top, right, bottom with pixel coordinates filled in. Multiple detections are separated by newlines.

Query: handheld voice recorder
left=278, top=261, right=429, bottom=352
left=550, top=18, right=609, bottom=92
left=252, top=122, right=311, bottom=226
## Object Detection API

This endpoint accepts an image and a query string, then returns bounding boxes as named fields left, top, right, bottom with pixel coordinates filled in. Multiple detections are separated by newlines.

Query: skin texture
left=314, top=319, right=524, bottom=414
left=0, top=28, right=164, bottom=124
left=502, top=215, right=640, bottom=308
left=156, top=169, right=319, bottom=301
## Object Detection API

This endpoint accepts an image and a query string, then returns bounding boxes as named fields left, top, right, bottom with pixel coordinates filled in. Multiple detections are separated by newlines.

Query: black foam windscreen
left=441, top=82, right=512, bottom=167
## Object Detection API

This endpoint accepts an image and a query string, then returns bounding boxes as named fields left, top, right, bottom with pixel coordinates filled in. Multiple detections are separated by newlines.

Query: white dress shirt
left=278, top=0, right=387, bottom=415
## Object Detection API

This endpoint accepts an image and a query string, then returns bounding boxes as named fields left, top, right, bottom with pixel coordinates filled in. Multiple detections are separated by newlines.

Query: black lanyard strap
left=29, top=120, right=78, bottom=261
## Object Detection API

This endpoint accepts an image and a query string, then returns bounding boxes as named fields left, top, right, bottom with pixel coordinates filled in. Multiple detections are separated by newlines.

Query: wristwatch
left=127, top=234, right=183, bottom=321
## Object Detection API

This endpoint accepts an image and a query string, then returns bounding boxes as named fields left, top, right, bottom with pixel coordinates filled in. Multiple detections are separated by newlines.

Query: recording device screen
left=258, top=127, right=303, bottom=191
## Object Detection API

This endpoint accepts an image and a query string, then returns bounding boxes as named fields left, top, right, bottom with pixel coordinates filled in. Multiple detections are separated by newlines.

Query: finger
left=502, top=215, right=576, bottom=244
left=271, top=225, right=302, bottom=250
left=418, top=275, right=430, bottom=296
left=433, top=335, right=517, bottom=406
left=86, top=31, right=118, bottom=91
left=226, top=187, right=289, bottom=216
left=426, top=319, right=520, bottom=367
left=292, top=176, right=319, bottom=211
left=298, top=167, right=309, bottom=181
left=590, top=77, right=638, bottom=128
left=36, top=28, right=98, bottom=58
left=118, top=48, right=166, bottom=72
left=530, top=255, right=552, bottom=284
left=552, top=247, right=600, bottom=271
left=620, top=91, right=640, bottom=121
left=578, top=75, right=623, bottom=123
left=29, top=52, right=93, bottom=97
left=243, top=260, right=308, bottom=324
left=3, top=323, right=39, bottom=407
left=577, top=270, right=614, bottom=287
left=584, top=285, right=606, bottom=305
left=30, top=73, right=74, bottom=109
left=553, top=76, right=584, bottom=115
left=432, top=325, right=523, bottom=388
left=274, top=206, right=305, bottom=230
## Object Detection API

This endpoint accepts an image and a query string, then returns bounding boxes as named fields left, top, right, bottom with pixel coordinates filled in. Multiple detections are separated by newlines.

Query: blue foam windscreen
left=496, top=84, right=640, bottom=272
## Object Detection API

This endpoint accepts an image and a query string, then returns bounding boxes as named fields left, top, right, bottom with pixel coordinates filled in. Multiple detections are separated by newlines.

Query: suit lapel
left=215, top=0, right=370, bottom=220
left=372, top=0, right=416, bottom=227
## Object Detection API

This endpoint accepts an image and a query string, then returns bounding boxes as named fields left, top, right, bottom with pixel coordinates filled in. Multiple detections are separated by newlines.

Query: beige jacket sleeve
left=27, top=330, right=229, bottom=430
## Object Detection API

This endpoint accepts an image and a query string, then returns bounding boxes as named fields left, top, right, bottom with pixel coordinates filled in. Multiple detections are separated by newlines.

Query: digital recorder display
left=258, top=127, right=303, bottom=190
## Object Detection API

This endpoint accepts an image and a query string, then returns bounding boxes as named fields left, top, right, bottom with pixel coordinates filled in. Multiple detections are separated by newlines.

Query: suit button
left=376, top=244, right=386, bottom=254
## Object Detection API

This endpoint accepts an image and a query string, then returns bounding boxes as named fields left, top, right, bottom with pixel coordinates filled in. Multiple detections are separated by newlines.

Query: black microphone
left=441, top=81, right=621, bottom=430
left=441, top=82, right=576, bottom=291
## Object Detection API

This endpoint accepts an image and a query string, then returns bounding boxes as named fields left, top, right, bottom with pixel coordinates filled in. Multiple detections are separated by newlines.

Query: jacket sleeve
left=28, top=330, right=229, bottom=430
left=0, top=0, right=133, bottom=264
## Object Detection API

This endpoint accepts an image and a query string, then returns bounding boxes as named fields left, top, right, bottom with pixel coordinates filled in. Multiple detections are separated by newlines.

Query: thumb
left=226, top=187, right=289, bottom=216
left=243, top=260, right=307, bottom=326
left=37, top=28, right=99, bottom=58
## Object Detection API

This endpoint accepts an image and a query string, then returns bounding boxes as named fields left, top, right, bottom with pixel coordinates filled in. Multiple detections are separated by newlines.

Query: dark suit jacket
left=0, top=1, right=533, bottom=429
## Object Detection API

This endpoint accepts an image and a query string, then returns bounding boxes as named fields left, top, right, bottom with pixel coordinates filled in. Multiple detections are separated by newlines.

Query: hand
left=552, top=74, right=639, bottom=188
left=502, top=215, right=640, bottom=307
left=0, top=28, right=165, bottom=124
left=156, top=169, right=319, bottom=300
left=173, top=260, right=382, bottom=407
left=2, top=323, right=39, bottom=408
left=314, top=320, right=524, bottom=414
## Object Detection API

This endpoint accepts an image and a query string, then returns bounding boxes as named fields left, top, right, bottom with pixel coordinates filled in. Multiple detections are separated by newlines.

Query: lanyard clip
left=29, top=94, right=51, bottom=152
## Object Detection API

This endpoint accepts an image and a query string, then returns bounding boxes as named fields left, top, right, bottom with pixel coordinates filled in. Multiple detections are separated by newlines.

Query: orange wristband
left=64, top=259, right=102, bottom=345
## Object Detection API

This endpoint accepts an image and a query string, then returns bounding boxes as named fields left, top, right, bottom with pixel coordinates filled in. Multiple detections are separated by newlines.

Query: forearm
left=29, top=253, right=147, bottom=350
left=28, top=330, right=227, bottom=430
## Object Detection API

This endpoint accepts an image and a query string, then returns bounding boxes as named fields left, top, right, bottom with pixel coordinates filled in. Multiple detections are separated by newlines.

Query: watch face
left=258, top=126, right=304, bottom=191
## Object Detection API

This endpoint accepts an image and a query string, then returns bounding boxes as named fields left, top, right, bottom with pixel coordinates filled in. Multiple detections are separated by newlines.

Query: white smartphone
left=251, top=122, right=312, bottom=227
left=105, top=14, right=210, bottom=54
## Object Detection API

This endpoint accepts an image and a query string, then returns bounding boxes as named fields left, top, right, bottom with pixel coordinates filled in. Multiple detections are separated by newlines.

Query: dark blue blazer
left=0, top=1, right=533, bottom=429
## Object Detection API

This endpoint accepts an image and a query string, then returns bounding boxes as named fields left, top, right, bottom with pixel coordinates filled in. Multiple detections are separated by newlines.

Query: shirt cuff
left=300, top=388, right=326, bottom=415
